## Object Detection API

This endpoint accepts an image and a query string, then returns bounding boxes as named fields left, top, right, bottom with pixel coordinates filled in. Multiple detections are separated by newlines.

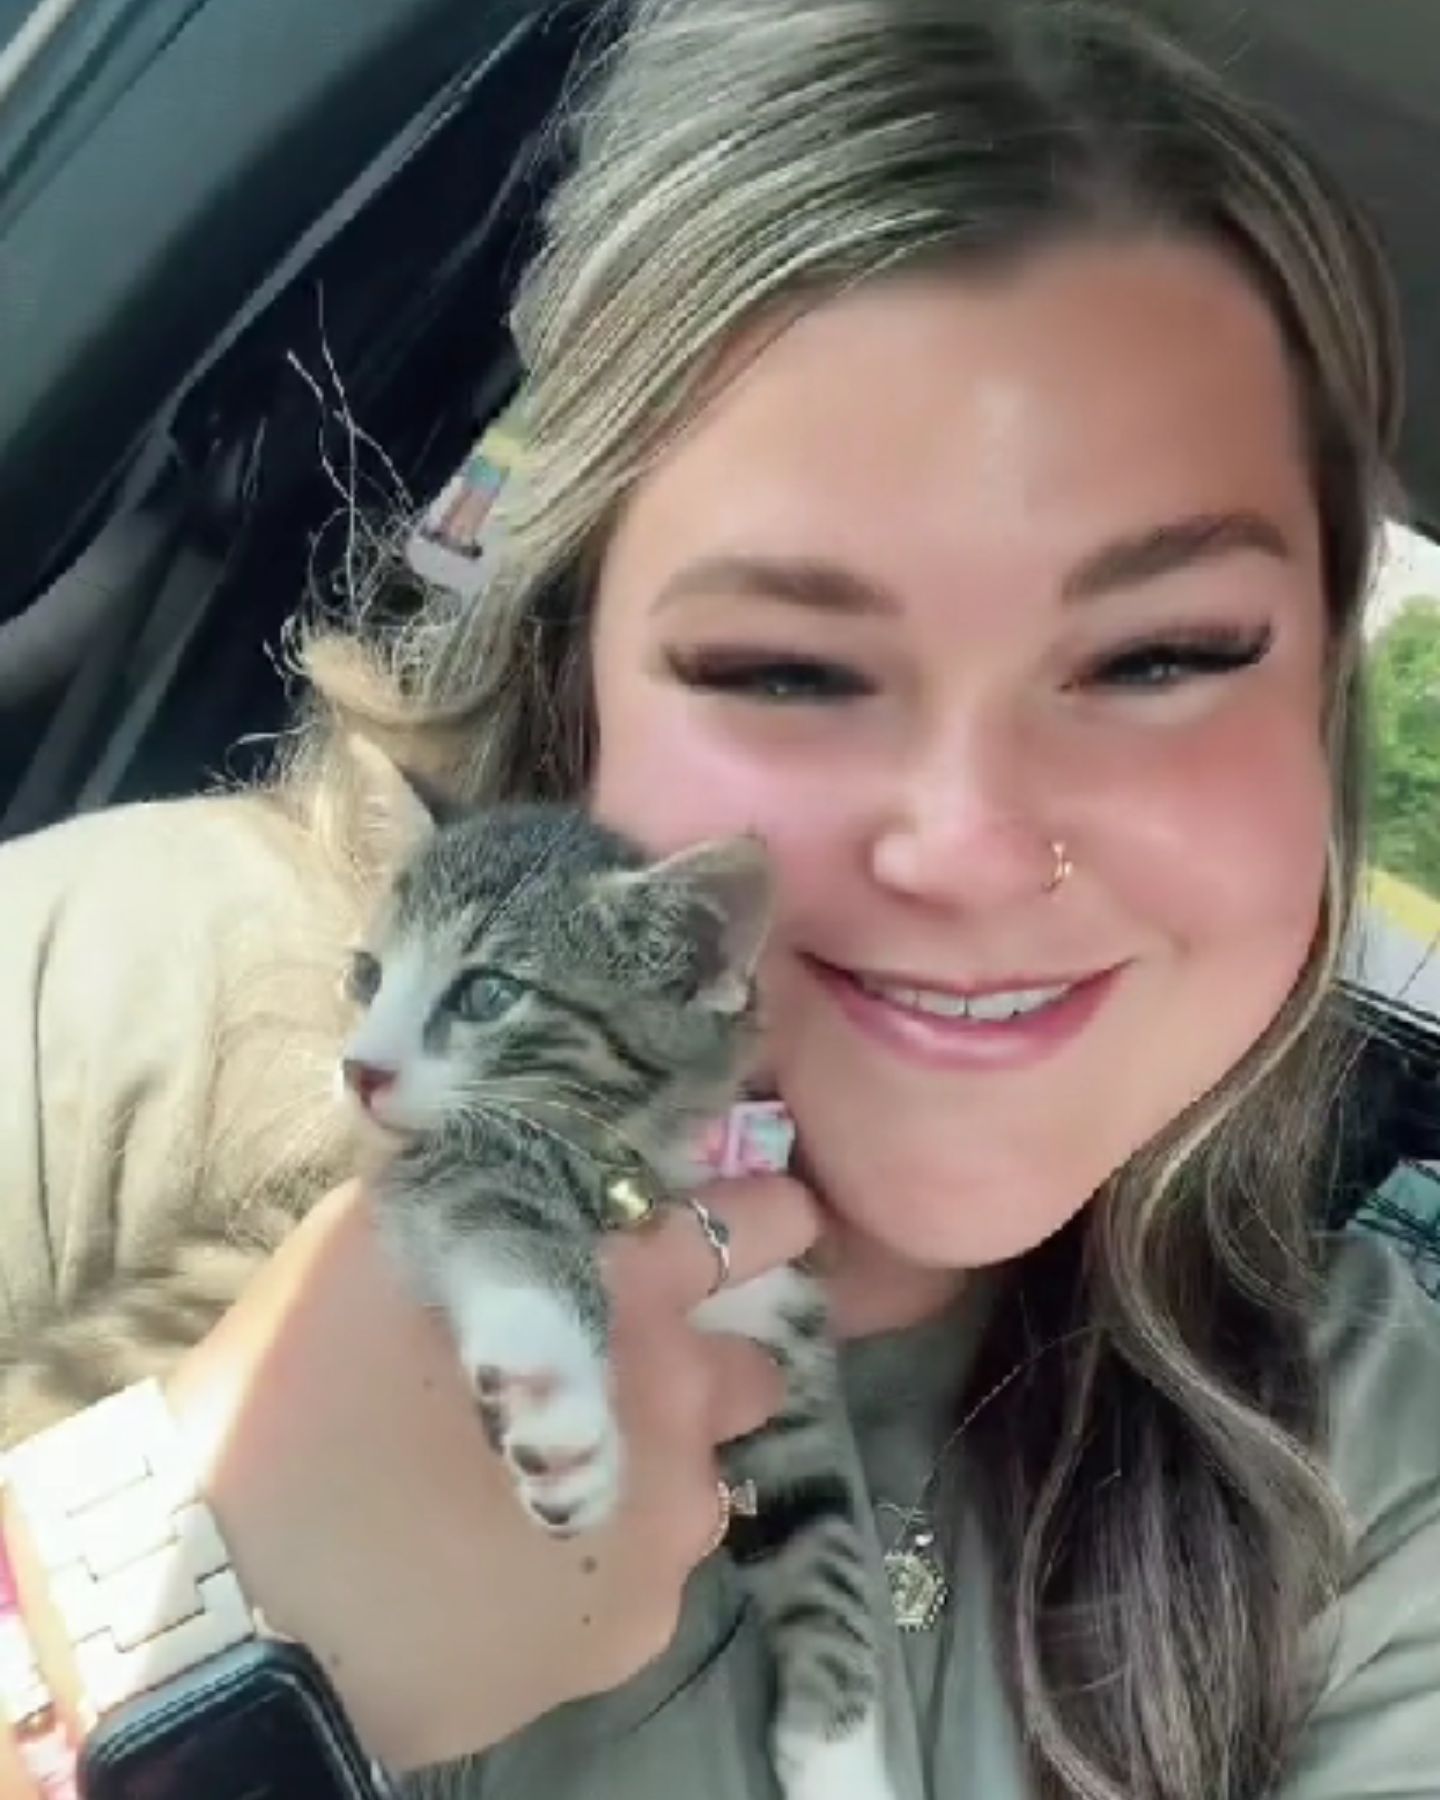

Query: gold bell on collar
left=603, top=1172, right=663, bottom=1230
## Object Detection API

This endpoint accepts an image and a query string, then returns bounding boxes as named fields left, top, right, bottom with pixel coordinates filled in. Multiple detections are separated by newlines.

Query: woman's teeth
left=853, top=974, right=1074, bottom=1021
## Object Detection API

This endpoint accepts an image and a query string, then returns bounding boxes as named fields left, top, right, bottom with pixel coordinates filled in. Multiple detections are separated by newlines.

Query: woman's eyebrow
left=649, top=512, right=1291, bottom=619
left=649, top=554, right=897, bottom=617
left=1061, top=510, right=1293, bottom=603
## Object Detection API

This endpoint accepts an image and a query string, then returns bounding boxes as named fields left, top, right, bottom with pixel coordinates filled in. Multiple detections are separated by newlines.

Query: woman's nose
left=866, top=725, right=1061, bottom=911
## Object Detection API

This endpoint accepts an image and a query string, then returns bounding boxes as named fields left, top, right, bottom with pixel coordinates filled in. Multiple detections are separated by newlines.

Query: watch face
left=109, top=1688, right=352, bottom=1798
left=80, top=1641, right=382, bottom=1800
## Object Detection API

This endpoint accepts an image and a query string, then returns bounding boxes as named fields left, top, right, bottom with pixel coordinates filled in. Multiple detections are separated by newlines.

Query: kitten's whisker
left=487, top=1075, right=621, bottom=1119
left=473, top=1083, right=650, bottom=1175
left=480, top=1078, right=656, bottom=1167
left=457, top=1099, right=664, bottom=1231
left=459, top=1096, right=627, bottom=1184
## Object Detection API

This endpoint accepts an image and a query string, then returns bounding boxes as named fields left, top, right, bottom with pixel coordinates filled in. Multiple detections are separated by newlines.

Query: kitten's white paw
left=499, top=1378, right=622, bottom=1535
left=452, top=1281, right=621, bottom=1537
left=775, top=1711, right=897, bottom=1800
left=692, top=1262, right=818, bottom=1346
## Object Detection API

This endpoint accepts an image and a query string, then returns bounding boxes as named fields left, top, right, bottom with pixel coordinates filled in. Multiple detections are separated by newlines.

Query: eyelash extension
left=1085, top=623, right=1275, bottom=690
left=664, top=624, right=1274, bottom=704
left=664, top=647, right=870, bottom=702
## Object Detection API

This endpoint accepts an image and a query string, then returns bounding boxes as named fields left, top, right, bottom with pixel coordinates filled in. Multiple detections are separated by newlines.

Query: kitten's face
left=338, top=804, right=771, bottom=1141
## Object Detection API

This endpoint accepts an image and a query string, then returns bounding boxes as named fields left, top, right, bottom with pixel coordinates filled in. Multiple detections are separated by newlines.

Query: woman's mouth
left=801, top=955, right=1123, bottom=1071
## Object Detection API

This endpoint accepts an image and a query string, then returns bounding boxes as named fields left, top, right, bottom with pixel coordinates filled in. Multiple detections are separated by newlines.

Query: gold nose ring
left=1045, top=840, right=1073, bottom=894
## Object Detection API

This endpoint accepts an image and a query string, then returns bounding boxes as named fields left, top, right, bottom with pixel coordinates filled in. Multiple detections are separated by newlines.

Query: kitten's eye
left=345, top=949, right=382, bottom=1005
left=449, top=970, right=525, bottom=1023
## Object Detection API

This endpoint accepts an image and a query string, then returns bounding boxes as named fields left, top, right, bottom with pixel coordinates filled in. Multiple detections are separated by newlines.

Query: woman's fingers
left=602, top=1174, right=821, bottom=1316
left=603, top=1328, right=782, bottom=1580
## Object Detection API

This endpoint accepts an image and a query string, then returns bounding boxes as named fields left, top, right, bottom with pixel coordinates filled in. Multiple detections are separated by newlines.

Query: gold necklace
left=876, top=1499, right=950, bottom=1631
left=870, top=1327, right=1093, bottom=1631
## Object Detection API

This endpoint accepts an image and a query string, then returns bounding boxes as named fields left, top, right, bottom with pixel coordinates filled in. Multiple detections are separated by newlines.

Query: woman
left=1, top=1, right=1438, bottom=1797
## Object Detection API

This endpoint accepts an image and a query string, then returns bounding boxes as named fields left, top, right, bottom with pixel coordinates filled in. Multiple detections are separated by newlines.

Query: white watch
left=2, top=1380, right=258, bottom=1724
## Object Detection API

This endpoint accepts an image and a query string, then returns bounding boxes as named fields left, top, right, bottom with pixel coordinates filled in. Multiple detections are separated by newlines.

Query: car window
left=1353, top=520, right=1440, bottom=1017
left=1349, top=521, right=1440, bottom=1290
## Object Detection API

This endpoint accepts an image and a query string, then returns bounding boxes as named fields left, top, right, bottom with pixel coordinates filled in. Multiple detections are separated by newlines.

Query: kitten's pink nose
left=342, top=1059, right=396, bottom=1107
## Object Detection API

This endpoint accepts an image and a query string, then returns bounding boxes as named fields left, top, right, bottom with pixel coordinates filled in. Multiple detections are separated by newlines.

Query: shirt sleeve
left=1279, top=1234, right=1440, bottom=1798
left=0, top=794, right=360, bottom=1388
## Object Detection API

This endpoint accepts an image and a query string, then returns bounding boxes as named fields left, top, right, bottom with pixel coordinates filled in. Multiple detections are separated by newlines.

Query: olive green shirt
left=2, top=796, right=1439, bottom=1799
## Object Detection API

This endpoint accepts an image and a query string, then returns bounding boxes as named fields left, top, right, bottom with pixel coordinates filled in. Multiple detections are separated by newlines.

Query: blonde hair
left=283, top=4, right=1401, bottom=1795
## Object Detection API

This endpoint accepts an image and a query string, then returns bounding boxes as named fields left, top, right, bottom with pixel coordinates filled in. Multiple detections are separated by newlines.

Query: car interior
left=1, top=0, right=1438, bottom=1282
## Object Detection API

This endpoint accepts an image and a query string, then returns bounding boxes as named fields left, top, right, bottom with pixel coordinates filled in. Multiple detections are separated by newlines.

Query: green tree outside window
left=1368, top=597, right=1440, bottom=897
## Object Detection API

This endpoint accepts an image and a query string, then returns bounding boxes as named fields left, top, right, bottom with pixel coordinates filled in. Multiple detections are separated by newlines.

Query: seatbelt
left=0, top=0, right=90, bottom=110
left=0, top=503, right=192, bottom=834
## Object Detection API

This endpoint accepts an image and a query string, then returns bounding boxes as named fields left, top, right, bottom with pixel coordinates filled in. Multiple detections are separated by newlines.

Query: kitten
left=343, top=755, right=893, bottom=1800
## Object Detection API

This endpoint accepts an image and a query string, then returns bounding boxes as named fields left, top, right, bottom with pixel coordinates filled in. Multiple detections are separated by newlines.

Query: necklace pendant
left=882, top=1542, right=948, bottom=1631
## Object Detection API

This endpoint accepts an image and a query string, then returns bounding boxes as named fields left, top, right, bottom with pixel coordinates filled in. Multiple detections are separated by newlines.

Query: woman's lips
left=801, top=954, right=1124, bottom=1072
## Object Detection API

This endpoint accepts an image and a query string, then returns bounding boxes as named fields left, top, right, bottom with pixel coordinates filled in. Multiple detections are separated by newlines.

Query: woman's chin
left=797, top=1127, right=1095, bottom=1276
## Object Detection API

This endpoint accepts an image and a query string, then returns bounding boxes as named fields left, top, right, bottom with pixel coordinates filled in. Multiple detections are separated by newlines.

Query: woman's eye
left=665, top=648, right=870, bottom=703
left=1084, top=626, right=1274, bottom=692
left=345, top=949, right=382, bottom=1005
left=450, top=970, right=525, bottom=1023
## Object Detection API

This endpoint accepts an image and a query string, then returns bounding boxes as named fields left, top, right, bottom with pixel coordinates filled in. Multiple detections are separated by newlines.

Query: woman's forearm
left=155, top=1182, right=533, bottom=1772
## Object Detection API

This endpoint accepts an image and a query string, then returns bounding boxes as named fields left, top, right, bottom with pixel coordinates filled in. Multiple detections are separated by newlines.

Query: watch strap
left=2, top=1381, right=256, bottom=1724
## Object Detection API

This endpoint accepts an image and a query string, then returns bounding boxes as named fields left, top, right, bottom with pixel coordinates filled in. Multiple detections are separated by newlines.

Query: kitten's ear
left=346, top=734, right=437, bottom=880
left=611, top=836, right=773, bottom=1014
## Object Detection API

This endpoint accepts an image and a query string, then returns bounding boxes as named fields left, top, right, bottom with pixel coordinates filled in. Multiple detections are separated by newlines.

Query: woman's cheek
left=1074, top=704, right=1331, bottom=941
left=592, top=695, right=859, bottom=868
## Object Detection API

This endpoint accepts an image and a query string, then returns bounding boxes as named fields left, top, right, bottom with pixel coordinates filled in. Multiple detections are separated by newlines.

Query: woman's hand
left=165, top=1175, right=818, bottom=1773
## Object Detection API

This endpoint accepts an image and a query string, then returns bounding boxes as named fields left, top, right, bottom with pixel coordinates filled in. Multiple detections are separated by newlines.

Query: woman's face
left=589, top=238, right=1331, bottom=1290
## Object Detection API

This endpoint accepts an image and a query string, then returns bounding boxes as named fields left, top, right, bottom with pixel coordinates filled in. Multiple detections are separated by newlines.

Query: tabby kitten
left=342, top=762, right=892, bottom=1800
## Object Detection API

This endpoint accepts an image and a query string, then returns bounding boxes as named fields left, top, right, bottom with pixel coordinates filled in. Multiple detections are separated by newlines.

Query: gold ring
left=1045, top=839, right=1073, bottom=894
left=703, top=1477, right=760, bottom=1556
left=685, top=1197, right=732, bottom=1295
